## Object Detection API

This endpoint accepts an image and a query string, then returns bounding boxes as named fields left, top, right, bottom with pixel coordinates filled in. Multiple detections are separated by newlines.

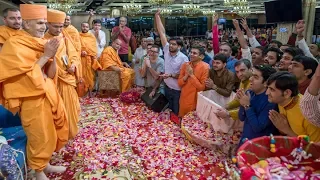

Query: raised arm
left=300, top=64, right=320, bottom=127
left=241, top=19, right=261, bottom=48
left=234, top=19, right=248, bottom=49
left=155, top=9, right=167, bottom=47
left=296, top=20, right=316, bottom=60
left=212, top=14, right=220, bottom=54
left=88, top=10, right=94, bottom=29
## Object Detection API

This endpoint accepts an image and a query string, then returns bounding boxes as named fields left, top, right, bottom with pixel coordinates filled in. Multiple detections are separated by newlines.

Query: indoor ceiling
left=7, top=0, right=320, bottom=15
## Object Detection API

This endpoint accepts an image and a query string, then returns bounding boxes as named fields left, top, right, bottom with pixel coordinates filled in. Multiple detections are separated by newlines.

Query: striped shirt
left=300, top=88, right=320, bottom=127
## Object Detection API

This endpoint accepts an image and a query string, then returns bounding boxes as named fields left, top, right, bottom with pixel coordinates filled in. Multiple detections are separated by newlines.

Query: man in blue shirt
left=237, top=64, right=279, bottom=146
left=219, top=42, right=237, bottom=73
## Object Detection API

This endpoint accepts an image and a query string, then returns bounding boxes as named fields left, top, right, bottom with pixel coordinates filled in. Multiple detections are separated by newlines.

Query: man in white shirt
left=155, top=10, right=188, bottom=116
left=88, top=11, right=106, bottom=58
left=132, top=37, right=148, bottom=86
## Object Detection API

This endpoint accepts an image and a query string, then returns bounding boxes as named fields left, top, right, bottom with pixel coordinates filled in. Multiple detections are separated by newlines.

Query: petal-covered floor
left=48, top=97, right=237, bottom=179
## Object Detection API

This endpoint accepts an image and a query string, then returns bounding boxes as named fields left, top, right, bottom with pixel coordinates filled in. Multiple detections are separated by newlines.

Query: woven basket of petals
left=181, top=111, right=241, bottom=153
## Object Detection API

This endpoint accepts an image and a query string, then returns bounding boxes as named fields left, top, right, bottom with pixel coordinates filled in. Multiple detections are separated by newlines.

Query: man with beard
left=205, top=54, right=235, bottom=97
left=79, top=22, right=101, bottom=97
left=288, top=55, right=318, bottom=94
left=264, top=47, right=282, bottom=68
left=44, top=9, right=81, bottom=140
left=206, top=38, right=214, bottom=59
left=99, top=39, right=135, bottom=92
left=279, top=47, right=304, bottom=71
left=217, top=59, right=252, bottom=120
left=111, top=17, right=132, bottom=63
left=0, top=4, right=69, bottom=179
left=178, top=46, right=209, bottom=117
left=0, top=8, right=22, bottom=51
left=237, top=65, right=278, bottom=146
left=155, top=9, right=188, bottom=116
left=63, top=15, right=81, bottom=57
left=266, top=72, right=320, bottom=142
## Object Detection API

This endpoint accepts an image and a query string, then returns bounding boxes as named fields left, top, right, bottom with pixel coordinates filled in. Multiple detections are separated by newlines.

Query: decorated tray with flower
left=181, top=111, right=241, bottom=152
left=236, top=135, right=320, bottom=179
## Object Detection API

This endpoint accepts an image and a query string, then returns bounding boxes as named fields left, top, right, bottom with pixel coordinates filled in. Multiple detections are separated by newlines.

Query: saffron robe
left=178, top=61, right=209, bottom=117
left=0, top=25, right=22, bottom=45
left=79, top=32, right=101, bottom=91
left=63, top=25, right=81, bottom=56
left=44, top=32, right=80, bottom=139
left=0, top=31, right=69, bottom=171
left=99, top=46, right=135, bottom=92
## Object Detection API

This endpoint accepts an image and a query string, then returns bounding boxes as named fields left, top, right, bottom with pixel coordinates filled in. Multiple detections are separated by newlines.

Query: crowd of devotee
left=0, top=2, right=320, bottom=179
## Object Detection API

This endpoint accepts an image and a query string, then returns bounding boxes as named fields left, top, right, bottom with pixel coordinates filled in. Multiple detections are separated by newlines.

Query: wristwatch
left=244, top=104, right=251, bottom=109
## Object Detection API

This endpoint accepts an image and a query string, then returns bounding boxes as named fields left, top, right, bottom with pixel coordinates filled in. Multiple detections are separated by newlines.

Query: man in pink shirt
left=111, top=17, right=132, bottom=63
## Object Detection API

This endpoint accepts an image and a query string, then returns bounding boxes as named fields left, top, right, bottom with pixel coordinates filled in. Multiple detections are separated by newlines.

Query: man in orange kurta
left=99, top=39, right=135, bottom=92
left=0, top=8, right=22, bottom=51
left=44, top=9, right=80, bottom=140
left=0, top=4, right=69, bottom=179
left=79, top=22, right=101, bottom=97
left=178, top=47, right=209, bottom=117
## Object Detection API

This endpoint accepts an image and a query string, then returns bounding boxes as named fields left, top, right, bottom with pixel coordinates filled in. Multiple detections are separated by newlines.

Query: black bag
left=141, top=88, right=169, bottom=112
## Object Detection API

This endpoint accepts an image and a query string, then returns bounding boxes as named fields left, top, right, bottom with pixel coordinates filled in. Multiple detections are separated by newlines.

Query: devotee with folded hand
left=133, top=37, right=148, bottom=87
left=44, top=9, right=81, bottom=140
left=178, top=46, right=209, bottom=117
left=0, top=4, right=69, bottom=179
left=140, top=45, right=165, bottom=96
left=111, top=17, right=132, bottom=63
left=288, top=55, right=318, bottom=95
left=220, top=59, right=252, bottom=120
left=237, top=65, right=279, bottom=146
left=205, top=54, right=235, bottom=98
left=79, top=22, right=102, bottom=97
left=99, top=39, right=135, bottom=92
left=266, top=72, right=320, bottom=142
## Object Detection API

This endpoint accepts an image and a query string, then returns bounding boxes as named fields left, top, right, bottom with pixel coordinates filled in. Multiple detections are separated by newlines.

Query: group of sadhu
left=0, top=4, right=135, bottom=180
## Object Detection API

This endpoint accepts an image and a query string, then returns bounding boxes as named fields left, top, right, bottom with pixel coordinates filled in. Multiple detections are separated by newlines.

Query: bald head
left=81, top=22, right=89, bottom=33
left=2, top=8, right=22, bottom=30
left=112, top=39, right=122, bottom=51
left=119, top=16, right=127, bottom=27
left=64, top=15, right=71, bottom=27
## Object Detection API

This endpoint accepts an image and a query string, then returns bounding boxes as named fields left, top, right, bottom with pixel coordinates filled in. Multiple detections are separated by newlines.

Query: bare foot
left=44, top=164, right=66, bottom=174
left=35, top=171, right=49, bottom=180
